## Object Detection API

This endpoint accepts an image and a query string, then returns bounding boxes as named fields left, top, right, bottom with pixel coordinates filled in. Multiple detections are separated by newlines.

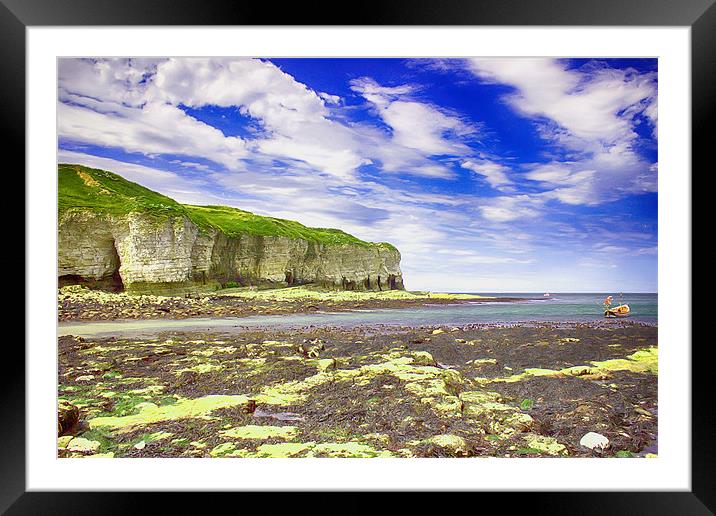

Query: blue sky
left=57, top=57, right=658, bottom=292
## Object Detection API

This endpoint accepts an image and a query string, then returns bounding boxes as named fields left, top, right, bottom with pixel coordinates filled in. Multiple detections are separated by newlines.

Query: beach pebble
left=429, top=434, right=467, bottom=453
left=66, top=437, right=101, bottom=453
left=580, top=432, right=610, bottom=450
left=431, top=329, right=445, bottom=335
left=412, top=351, right=436, bottom=366
left=57, top=435, right=74, bottom=449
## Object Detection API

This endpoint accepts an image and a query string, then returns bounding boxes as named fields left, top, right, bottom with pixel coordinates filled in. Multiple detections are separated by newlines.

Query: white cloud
left=466, top=58, right=658, bottom=205
left=478, top=195, right=543, bottom=222
left=59, top=59, right=486, bottom=181
left=152, top=58, right=329, bottom=127
left=633, top=246, right=658, bottom=256
left=350, top=77, right=479, bottom=175
left=58, top=102, right=248, bottom=170
left=461, top=159, right=512, bottom=190
left=436, top=249, right=534, bottom=265
left=58, top=58, right=161, bottom=108
left=593, top=243, right=630, bottom=254
left=467, top=58, right=655, bottom=145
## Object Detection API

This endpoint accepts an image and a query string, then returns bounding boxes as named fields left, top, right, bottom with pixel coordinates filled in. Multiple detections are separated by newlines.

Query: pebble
left=66, top=437, right=101, bottom=453
left=580, top=432, right=610, bottom=450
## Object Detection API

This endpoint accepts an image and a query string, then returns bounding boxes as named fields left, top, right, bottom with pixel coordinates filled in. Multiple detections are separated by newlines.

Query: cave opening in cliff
left=106, top=242, right=124, bottom=292
left=59, top=240, right=124, bottom=292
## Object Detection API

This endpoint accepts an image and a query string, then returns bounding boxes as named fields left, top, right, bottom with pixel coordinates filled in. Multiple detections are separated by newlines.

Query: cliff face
left=58, top=205, right=403, bottom=294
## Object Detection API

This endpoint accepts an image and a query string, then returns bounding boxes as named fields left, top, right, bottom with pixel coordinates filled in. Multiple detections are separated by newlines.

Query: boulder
left=58, top=400, right=80, bottom=435
left=66, top=437, right=101, bottom=453
left=580, top=431, right=610, bottom=450
left=429, top=434, right=467, bottom=453
left=411, top=351, right=437, bottom=367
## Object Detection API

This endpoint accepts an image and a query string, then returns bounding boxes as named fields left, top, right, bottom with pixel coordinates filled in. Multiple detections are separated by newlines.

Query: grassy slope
left=58, top=163, right=187, bottom=218
left=58, top=164, right=395, bottom=249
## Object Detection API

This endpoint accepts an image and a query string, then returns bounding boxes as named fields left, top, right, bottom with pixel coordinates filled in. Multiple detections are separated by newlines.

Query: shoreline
left=58, top=284, right=537, bottom=323
left=59, top=315, right=657, bottom=338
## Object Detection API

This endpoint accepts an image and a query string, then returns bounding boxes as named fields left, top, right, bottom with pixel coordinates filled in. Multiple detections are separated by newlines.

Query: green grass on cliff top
left=58, top=164, right=396, bottom=250
left=183, top=204, right=387, bottom=248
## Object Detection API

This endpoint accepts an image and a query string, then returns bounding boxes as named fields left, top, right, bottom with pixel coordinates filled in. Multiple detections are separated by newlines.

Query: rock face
left=58, top=210, right=403, bottom=293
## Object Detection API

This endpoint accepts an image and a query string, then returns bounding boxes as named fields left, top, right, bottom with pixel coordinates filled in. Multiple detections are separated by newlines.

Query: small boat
left=605, top=304, right=630, bottom=318
left=543, top=292, right=550, bottom=297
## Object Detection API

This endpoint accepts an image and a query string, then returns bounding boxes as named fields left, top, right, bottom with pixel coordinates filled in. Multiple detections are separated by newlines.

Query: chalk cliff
left=58, top=164, right=403, bottom=294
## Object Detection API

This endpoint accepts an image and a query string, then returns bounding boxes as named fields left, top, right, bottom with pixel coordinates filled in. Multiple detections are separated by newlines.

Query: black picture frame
left=4, top=0, right=709, bottom=513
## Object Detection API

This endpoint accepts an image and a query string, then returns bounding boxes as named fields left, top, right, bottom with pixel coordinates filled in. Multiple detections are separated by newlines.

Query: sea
left=59, top=292, right=657, bottom=337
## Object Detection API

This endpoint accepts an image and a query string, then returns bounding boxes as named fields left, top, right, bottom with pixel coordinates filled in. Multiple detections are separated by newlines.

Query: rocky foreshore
left=58, top=285, right=499, bottom=322
left=57, top=321, right=657, bottom=458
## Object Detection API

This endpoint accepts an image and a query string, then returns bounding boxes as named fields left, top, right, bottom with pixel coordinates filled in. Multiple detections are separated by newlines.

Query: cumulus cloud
left=351, top=77, right=477, bottom=155
left=467, top=58, right=656, bottom=145
left=349, top=77, right=482, bottom=177
left=464, top=58, right=657, bottom=205
left=58, top=59, right=487, bottom=181
left=58, top=101, right=249, bottom=170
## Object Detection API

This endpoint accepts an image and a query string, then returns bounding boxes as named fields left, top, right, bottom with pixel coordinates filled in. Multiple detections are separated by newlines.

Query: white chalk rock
left=580, top=432, right=610, bottom=450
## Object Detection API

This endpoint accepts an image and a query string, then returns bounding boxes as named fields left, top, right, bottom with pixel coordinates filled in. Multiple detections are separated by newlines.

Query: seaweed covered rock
left=58, top=399, right=80, bottom=435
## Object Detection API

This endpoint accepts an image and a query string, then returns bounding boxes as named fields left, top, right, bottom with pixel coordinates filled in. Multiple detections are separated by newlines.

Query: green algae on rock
left=480, top=346, right=658, bottom=384
left=210, top=442, right=238, bottom=458
left=89, top=395, right=251, bottom=429
left=591, top=347, right=658, bottom=374
left=66, top=437, right=101, bottom=453
left=308, top=442, right=393, bottom=458
left=428, top=434, right=468, bottom=453
left=254, top=442, right=315, bottom=458
left=221, top=425, right=298, bottom=440
left=522, top=435, right=568, bottom=456
left=58, top=323, right=658, bottom=459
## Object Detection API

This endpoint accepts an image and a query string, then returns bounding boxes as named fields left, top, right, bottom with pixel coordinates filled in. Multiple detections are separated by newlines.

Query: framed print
left=5, top=0, right=711, bottom=513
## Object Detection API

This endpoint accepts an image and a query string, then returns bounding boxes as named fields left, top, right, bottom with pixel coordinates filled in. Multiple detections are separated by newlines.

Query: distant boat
left=543, top=292, right=550, bottom=297
left=605, top=304, right=630, bottom=318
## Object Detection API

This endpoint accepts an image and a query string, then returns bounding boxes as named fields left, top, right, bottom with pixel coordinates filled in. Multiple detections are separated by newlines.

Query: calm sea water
left=458, top=292, right=657, bottom=323
left=59, top=292, right=657, bottom=337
